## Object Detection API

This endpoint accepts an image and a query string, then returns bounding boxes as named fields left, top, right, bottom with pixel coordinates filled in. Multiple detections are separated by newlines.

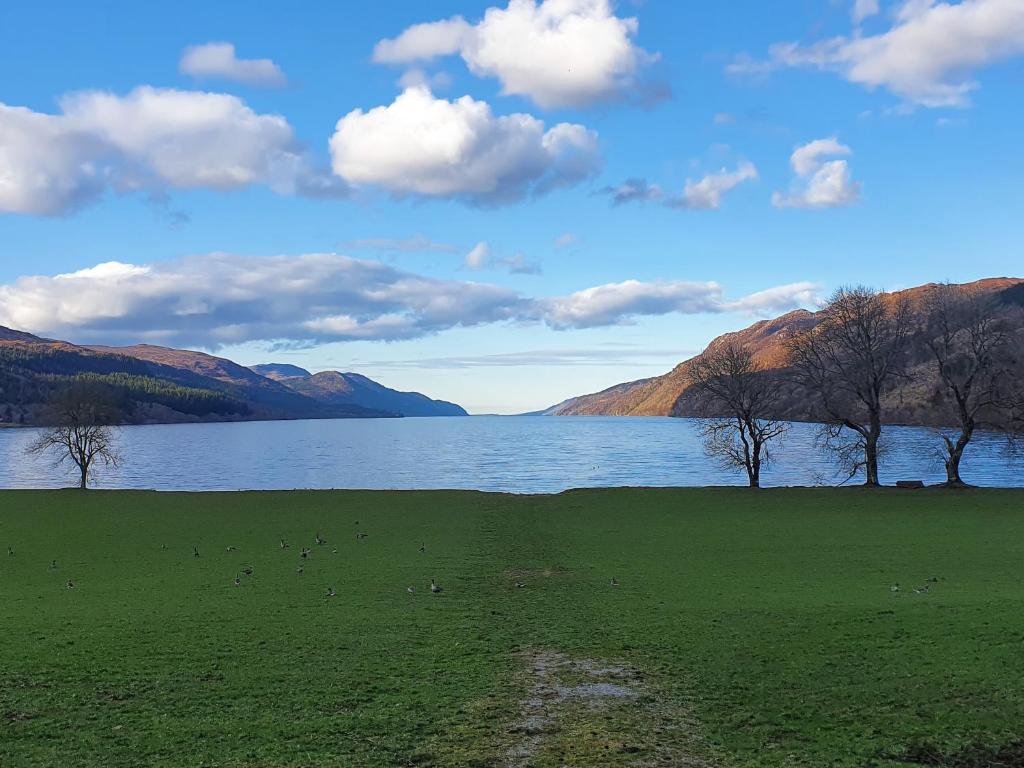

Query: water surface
left=0, top=416, right=1019, bottom=492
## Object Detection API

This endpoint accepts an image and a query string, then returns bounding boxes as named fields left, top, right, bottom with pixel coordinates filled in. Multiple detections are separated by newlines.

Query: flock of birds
left=7, top=523, right=451, bottom=598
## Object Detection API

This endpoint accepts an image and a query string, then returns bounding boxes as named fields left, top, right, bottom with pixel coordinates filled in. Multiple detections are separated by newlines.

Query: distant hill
left=254, top=367, right=468, bottom=417
left=546, top=277, right=1024, bottom=424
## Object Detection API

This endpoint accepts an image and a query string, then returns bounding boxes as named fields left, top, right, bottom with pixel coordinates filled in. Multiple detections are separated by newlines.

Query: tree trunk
left=943, top=425, right=973, bottom=487
left=863, top=433, right=880, bottom=487
left=79, top=461, right=88, bottom=490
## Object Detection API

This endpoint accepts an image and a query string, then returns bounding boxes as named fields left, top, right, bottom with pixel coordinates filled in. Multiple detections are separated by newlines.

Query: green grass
left=2, top=487, right=1024, bottom=767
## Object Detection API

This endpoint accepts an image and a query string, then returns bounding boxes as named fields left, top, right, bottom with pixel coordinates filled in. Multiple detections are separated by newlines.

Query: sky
left=1, top=0, right=1022, bottom=414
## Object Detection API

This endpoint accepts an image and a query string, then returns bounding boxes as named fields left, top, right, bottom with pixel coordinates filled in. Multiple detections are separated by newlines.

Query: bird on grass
left=610, top=578, right=619, bottom=587
left=49, top=560, right=58, bottom=570
left=913, top=585, right=931, bottom=595
left=7, top=547, right=13, bottom=557
left=300, top=548, right=311, bottom=559
left=326, top=587, right=337, bottom=598
left=418, top=542, right=425, bottom=553
left=514, top=581, right=526, bottom=589
left=430, top=579, right=443, bottom=594
left=242, top=566, right=254, bottom=577
left=66, top=580, right=75, bottom=590
left=193, top=546, right=200, bottom=558
left=315, top=533, right=326, bottom=546
left=890, top=583, right=901, bottom=593
left=296, top=566, right=304, bottom=575
left=356, top=533, right=368, bottom=540
left=927, top=576, right=940, bottom=583
left=407, top=586, right=415, bottom=594
left=280, top=539, right=290, bottom=550
left=331, top=548, right=338, bottom=554
left=233, top=575, right=241, bottom=587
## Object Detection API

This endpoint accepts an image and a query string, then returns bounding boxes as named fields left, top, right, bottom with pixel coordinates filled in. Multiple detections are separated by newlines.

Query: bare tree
left=688, top=342, right=788, bottom=487
left=787, top=286, right=911, bottom=486
left=27, top=382, right=122, bottom=489
left=923, top=284, right=1021, bottom=486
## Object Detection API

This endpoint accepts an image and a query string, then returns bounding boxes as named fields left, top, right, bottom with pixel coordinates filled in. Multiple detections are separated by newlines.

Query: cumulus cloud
left=0, top=254, right=820, bottom=346
left=729, top=0, right=1024, bottom=107
left=328, top=86, right=600, bottom=204
left=179, top=42, right=287, bottom=88
left=372, top=0, right=659, bottom=108
left=464, top=242, right=540, bottom=273
left=599, top=162, right=757, bottom=210
left=0, top=87, right=342, bottom=216
left=772, top=138, right=860, bottom=209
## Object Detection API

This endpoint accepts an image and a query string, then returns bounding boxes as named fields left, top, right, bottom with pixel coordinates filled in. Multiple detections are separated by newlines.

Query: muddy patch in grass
left=500, top=651, right=718, bottom=767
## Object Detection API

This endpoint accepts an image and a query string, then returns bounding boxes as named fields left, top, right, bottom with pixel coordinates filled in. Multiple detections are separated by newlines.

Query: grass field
left=2, top=487, right=1024, bottom=767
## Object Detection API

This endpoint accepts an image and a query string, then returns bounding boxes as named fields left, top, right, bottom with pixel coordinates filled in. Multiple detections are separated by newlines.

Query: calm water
left=0, top=416, right=1019, bottom=492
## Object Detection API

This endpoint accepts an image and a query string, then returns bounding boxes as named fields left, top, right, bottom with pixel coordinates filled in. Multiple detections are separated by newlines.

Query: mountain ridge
left=0, top=330, right=466, bottom=425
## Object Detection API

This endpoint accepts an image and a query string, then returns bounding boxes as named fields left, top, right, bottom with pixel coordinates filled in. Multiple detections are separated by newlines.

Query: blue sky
left=1, top=0, right=1022, bottom=412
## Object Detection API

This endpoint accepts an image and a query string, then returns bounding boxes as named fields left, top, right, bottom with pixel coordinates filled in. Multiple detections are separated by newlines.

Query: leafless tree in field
left=923, top=284, right=1023, bottom=487
left=688, top=342, right=788, bottom=488
left=787, top=286, right=911, bottom=486
left=26, top=382, right=122, bottom=489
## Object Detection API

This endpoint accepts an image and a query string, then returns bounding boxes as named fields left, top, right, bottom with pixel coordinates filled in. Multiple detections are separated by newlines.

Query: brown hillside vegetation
left=548, top=277, right=1024, bottom=422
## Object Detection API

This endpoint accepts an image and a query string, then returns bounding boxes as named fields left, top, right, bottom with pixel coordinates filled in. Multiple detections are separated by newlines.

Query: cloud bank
left=0, top=254, right=821, bottom=348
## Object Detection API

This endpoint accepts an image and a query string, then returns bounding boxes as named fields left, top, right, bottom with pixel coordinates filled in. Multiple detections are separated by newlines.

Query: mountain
left=0, top=331, right=397, bottom=425
left=254, top=367, right=468, bottom=417
left=546, top=277, right=1024, bottom=422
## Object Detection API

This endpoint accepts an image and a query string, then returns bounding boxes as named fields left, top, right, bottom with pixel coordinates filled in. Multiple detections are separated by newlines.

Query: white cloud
left=730, top=0, right=1024, bottom=107
left=713, top=112, right=736, bottom=125
left=373, top=0, right=658, bottom=108
left=465, top=241, right=492, bottom=269
left=772, top=138, right=860, bottom=209
left=0, top=87, right=342, bottom=216
left=852, top=0, right=880, bottom=23
left=554, top=232, right=579, bottom=248
left=373, top=17, right=473, bottom=63
left=0, top=253, right=820, bottom=346
left=722, top=281, right=822, bottom=314
left=179, top=42, right=287, bottom=88
left=328, top=86, right=600, bottom=204
left=676, top=161, right=758, bottom=210
left=543, top=279, right=820, bottom=329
